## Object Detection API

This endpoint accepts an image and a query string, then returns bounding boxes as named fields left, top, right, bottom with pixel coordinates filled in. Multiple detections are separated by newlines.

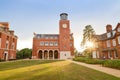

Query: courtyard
left=0, top=60, right=120, bottom=80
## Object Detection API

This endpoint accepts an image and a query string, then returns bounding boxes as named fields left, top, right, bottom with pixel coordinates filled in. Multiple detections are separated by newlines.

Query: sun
left=86, top=41, right=94, bottom=48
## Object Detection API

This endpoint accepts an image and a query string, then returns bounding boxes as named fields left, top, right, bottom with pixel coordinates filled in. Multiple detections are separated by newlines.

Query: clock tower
left=59, top=13, right=71, bottom=59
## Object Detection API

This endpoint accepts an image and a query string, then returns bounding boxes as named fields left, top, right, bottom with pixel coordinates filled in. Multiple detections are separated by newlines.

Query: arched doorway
left=38, top=50, right=43, bottom=59
left=49, top=50, right=53, bottom=59
left=4, top=52, right=8, bottom=61
left=54, top=50, right=58, bottom=59
left=44, top=50, right=48, bottom=59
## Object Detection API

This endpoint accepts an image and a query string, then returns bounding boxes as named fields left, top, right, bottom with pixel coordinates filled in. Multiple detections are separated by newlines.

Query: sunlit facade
left=0, top=22, right=17, bottom=60
left=92, top=23, right=120, bottom=59
left=32, top=13, right=74, bottom=59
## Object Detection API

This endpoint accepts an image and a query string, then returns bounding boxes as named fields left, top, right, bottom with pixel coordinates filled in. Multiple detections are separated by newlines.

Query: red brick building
left=92, top=23, right=120, bottom=59
left=0, top=22, right=17, bottom=60
left=32, top=13, right=74, bottom=59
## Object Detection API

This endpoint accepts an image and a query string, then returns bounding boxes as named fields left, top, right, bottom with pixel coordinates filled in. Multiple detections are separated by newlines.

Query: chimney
left=9, top=30, right=14, bottom=35
left=106, top=24, right=112, bottom=32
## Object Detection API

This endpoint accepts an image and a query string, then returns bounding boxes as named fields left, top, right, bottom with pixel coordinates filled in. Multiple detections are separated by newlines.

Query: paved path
left=68, top=60, right=120, bottom=78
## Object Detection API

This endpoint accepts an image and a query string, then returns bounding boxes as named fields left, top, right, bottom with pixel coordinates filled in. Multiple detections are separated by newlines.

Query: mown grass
left=0, top=60, right=120, bottom=80
left=0, top=59, right=60, bottom=71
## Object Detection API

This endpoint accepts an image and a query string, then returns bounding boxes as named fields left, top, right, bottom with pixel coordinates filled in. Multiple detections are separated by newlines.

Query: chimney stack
left=106, top=24, right=112, bottom=32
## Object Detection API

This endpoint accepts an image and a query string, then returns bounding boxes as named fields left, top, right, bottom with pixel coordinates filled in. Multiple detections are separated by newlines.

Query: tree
left=81, top=25, right=96, bottom=48
left=16, top=48, right=32, bottom=59
left=81, top=25, right=96, bottom=57
left=74, top=48, right=78, bottom=57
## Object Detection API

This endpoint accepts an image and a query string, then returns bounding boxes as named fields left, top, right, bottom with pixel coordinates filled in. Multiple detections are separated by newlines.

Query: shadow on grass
left=28, top=63, right=120, bottom=80
left=3, top=66, right=50, bottom=80
left=0, top=61, right=120, bottom=80
left=0, top=59, right=63, bottom=71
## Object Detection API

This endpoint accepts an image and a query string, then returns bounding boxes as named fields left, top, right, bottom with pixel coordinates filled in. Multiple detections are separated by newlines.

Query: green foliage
left=0, top=58, right=5, bottom=62
left=73, top=57, right=120, bottom=70
left=81, top=25, right=96, bottom=47
left=82, top=49, right=92, bottom=57
left=73, top=57, right=104, bottom=64
left=0, top=60, right=119, bottom=80
left=16, top=48, right=32, bottom=59
left=0, top=60, right=61, bottom=71
left=102, top=60, right=120, bottom=70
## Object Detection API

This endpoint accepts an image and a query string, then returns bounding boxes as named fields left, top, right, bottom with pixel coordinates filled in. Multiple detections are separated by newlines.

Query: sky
left=0, top=0, right=120, bottom=51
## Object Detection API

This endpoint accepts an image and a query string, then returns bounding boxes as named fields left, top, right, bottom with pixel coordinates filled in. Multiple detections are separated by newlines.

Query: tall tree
left=81, top=25, right=96, bottom=48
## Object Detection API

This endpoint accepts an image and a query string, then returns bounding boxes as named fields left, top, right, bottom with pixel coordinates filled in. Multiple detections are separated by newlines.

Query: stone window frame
left=54, top=42, right=58, bottom=46
left=40, top=42, right=44, bottom=46
left=45, top=42, right=49, bottom=46
left=112, top=39, right=116, bottom=46
left=117, top=27, right=120, bottom=32
left=107, top=32, right=111, bottom=38
left=49, top=42, right=54, bottom=46
left=106, top=40, right=111, bottom=47
left=118, top=36, right=120, bottom=44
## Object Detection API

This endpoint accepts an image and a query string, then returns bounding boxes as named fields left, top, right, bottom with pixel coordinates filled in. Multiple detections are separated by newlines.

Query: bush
left=102, top=60, right=120, bottom=70
left=73, top=57, right=104, bottom=64
left=0, top=58, right=5, bottom=62
left=73, top=57, right=120, bottom=70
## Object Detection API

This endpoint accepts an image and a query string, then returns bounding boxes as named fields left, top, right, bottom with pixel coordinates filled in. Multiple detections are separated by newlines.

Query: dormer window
left=112, top=30, right=116, bottom=36
left=118, top=27, right=120, bottom=32
left=107, top=32, right=111, bottom=38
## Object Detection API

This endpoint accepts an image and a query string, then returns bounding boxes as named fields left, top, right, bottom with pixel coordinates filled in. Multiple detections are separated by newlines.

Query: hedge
left=102, top=60, right=120, bottom=70
left=73, top=57, right=120, bottom=70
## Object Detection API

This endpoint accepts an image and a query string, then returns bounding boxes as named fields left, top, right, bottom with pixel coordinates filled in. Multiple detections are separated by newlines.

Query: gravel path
left=68, top=60, right=120, bottom=78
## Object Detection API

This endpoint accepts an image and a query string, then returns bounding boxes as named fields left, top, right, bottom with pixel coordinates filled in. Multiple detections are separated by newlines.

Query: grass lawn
left=0, top=60, right=120, bottom=80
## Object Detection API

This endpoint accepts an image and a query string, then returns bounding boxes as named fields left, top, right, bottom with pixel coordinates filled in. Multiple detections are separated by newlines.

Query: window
left=54, top=42, right=58, bottom=46
left=95, top=43, right=98, bottom=48
left=106, top=40, right=110, bottom=47
left=107, top=32, right=111, bottom=38
left=118, top=36, right=120, bottom=44
left=108, top=52, right=112, bottom=58
left=45, top=36, right=49, bottom=39
left=70, top=43, right=72, bottom=47
left=40, top=42, right=44, bottom=46
left=97, top=51, right=99, bottom=58
left=45, top=42, right=49, bottom=46
left=64, top=46, right=66, bottom=49
left=112, top=30, right=116, bottom=36
left=112, top=39, right=116, bottom=46
left=50, top=36, right=53, bottom=39
left=12, top=43, right=14, bottom=50
left=37, top=35, right=40, bottom=39
left=70, top=36, right=73, bottom=39
left=54, top=36, right=58, bottom=39
left=10, top=54, right=14, bottom=59
left=50, top=42, right=53, bottom=46
left=6, top=41, right=9, bottom=49
left=118, top=27, right=120, bottom=32
left=0, top=38, right=1, bottom=48
left=114, top=51, right=118, bottom=58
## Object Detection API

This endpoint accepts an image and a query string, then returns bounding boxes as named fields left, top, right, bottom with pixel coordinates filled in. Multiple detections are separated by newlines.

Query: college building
left=0, top=22, right=17, bottom=60
left=92, top=23, right=120, bottom=59
left=32, top=13, right=74, bottom=59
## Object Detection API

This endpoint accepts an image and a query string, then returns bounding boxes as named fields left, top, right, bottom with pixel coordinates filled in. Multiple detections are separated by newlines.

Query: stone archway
left=3, top=52, right=8, bottom=61
left=49, top=50, right=53, bottom=59
left=54, top=50, right=58, bottom=59
left=38, top=50, right=43, bottom=59
left=44, top=50, right=48, bottom=59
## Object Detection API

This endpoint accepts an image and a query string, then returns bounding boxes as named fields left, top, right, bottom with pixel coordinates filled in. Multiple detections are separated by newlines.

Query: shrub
left=102, top=60, right=120, bottom=70
left=0, top=58, right=5, bottom=62
left=73, top=57, right=104, bottom=64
